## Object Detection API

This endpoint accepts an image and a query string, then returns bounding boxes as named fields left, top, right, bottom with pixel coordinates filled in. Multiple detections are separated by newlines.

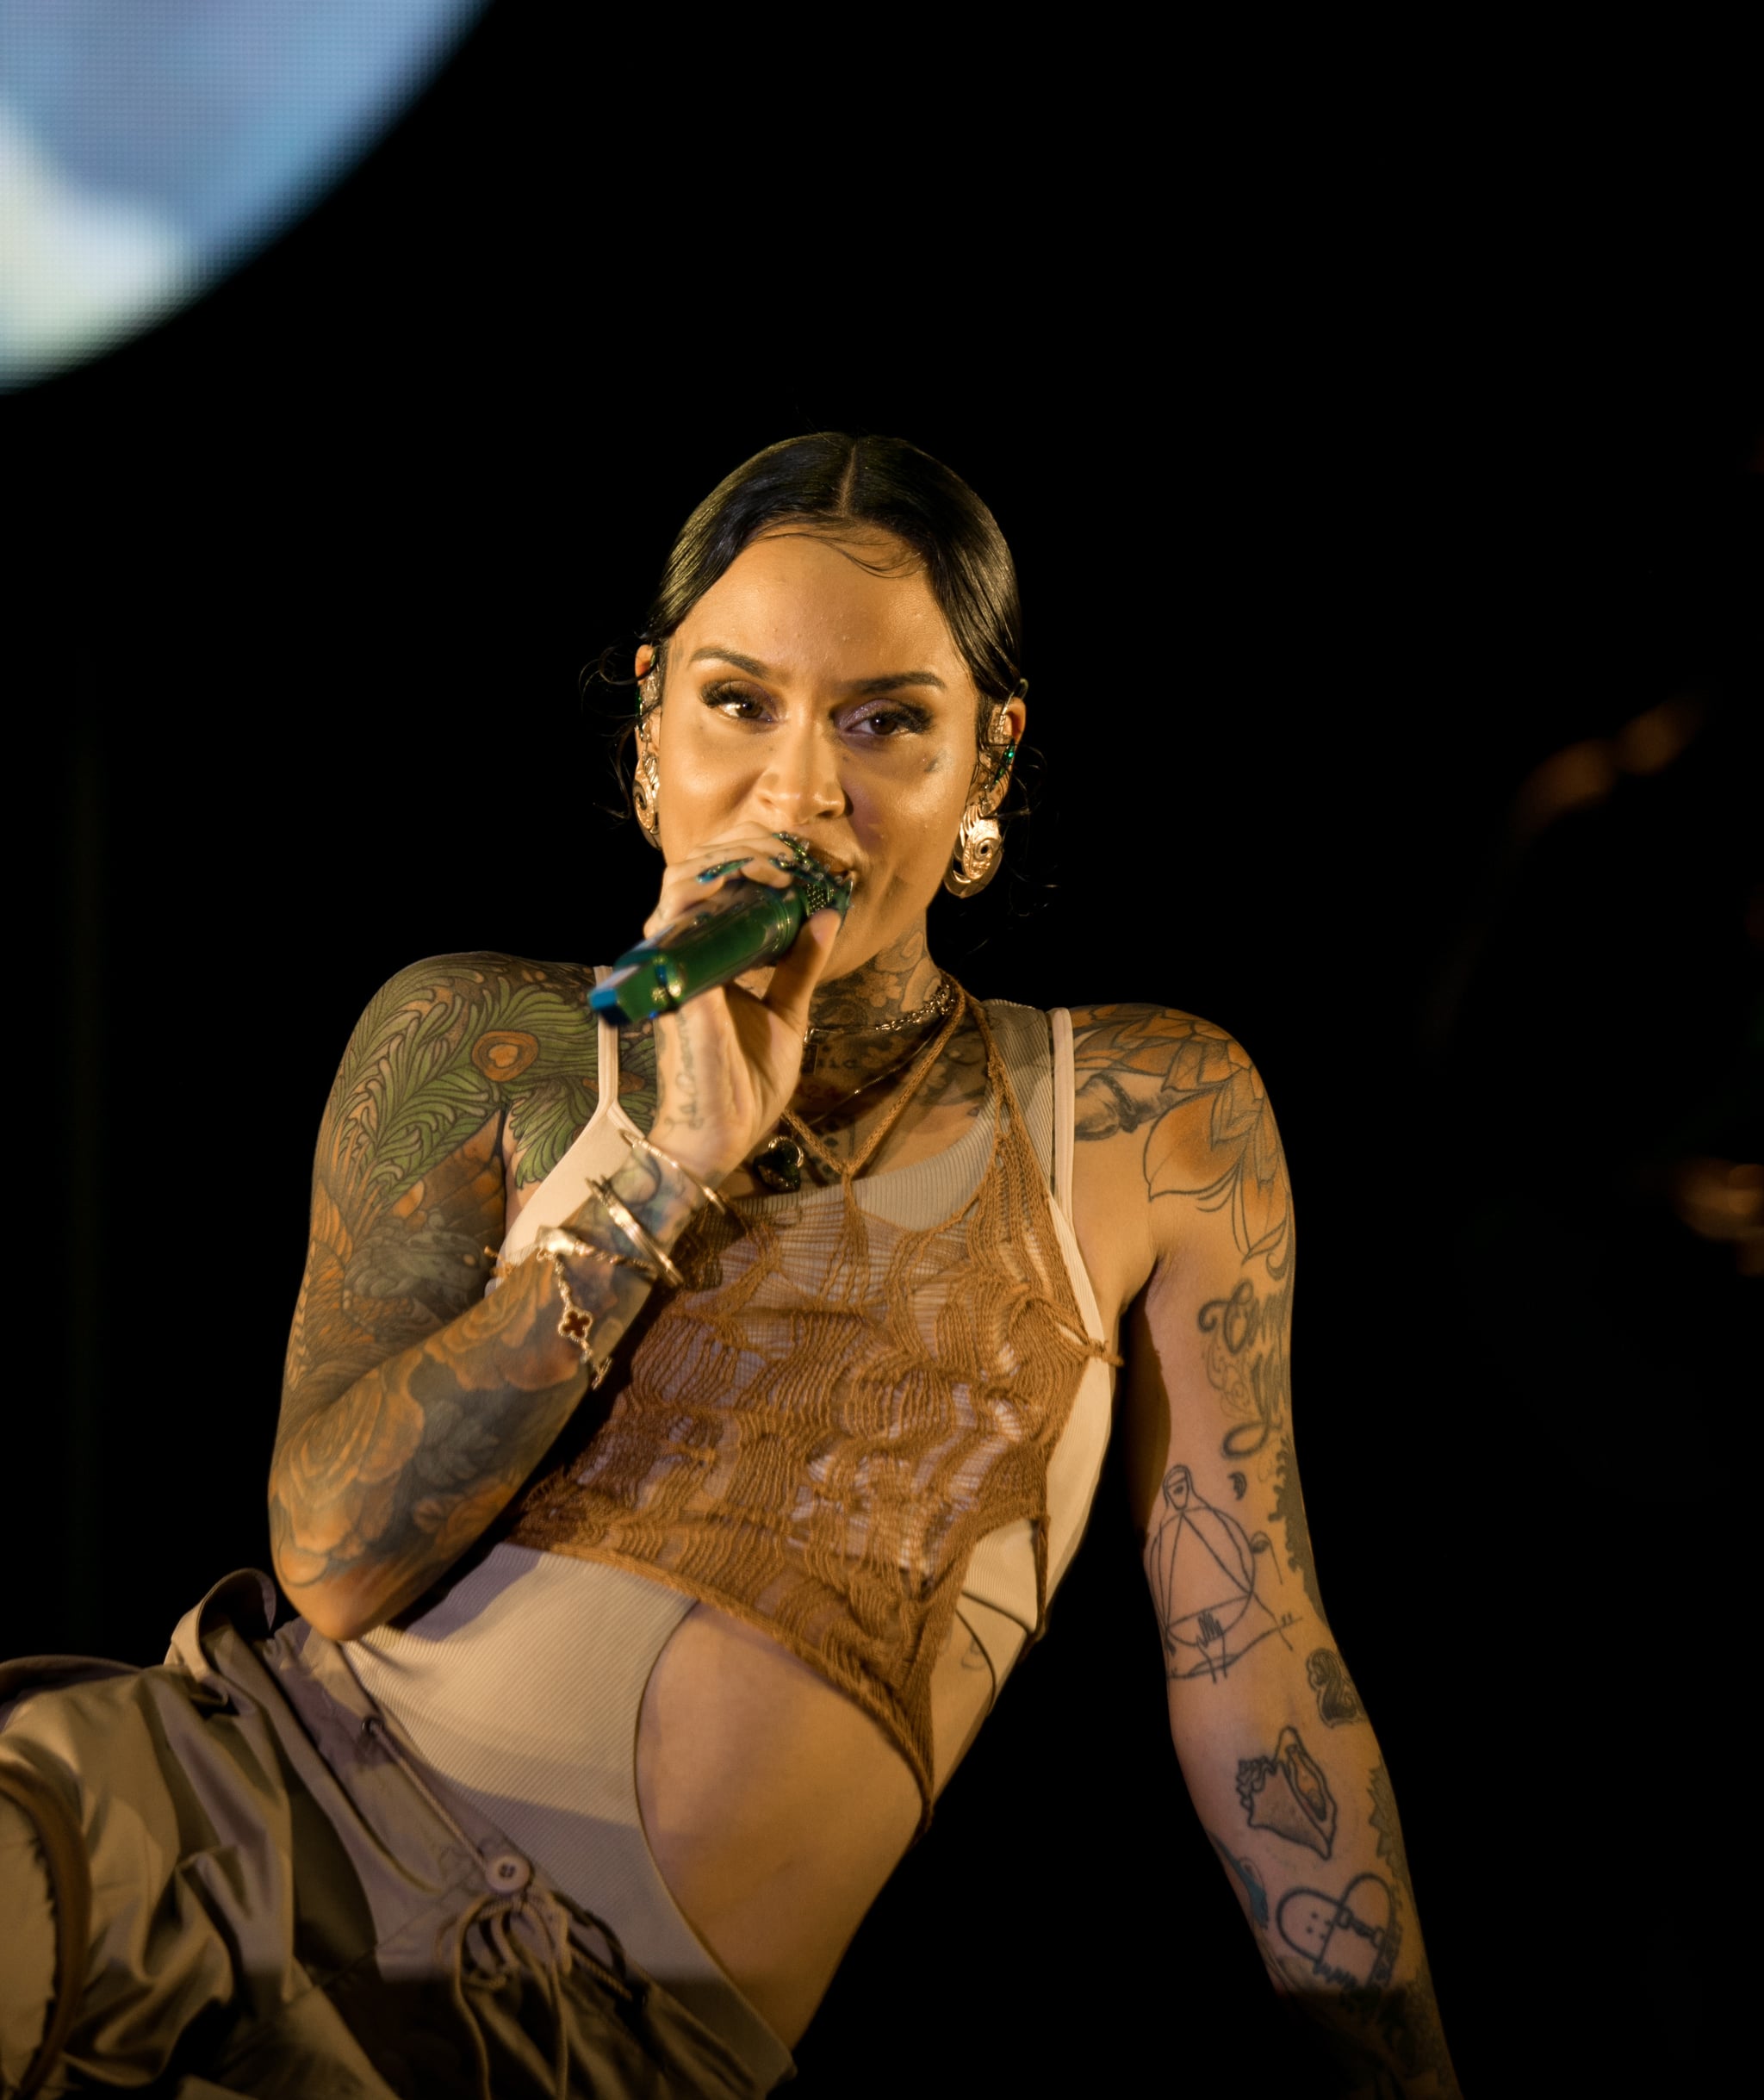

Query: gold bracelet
left=488, top=1226, right=651, bottom=1284
left=618, top=1125, right=734, bottom=1219
left=588, top=1177, right=685, bottom=1289
left=531, top=1227, right=613, bottom=1387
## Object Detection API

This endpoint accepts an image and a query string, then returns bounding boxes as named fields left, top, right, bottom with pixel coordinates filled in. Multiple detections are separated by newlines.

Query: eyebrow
left=687, top=645, right=946, bottom=694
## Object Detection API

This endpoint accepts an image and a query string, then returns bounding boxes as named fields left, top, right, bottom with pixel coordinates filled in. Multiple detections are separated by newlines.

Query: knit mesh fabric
left=502, top=1003, right=1111, bottom=1828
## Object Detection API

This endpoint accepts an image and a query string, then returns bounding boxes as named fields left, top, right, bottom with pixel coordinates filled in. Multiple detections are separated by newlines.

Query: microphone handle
left=589, top=872, right=850, bottom=1026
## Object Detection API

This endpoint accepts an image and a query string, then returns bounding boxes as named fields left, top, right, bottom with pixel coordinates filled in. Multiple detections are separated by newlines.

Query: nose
left=753, top=715, right=848, bottom=828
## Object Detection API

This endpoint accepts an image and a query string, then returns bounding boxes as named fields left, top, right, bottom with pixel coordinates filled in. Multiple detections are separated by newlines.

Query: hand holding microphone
left=596, top=829, right=853, bottom=1190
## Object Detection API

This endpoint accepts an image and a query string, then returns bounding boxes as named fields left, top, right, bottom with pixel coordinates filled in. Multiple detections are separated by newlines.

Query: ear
left=634, top=644, right=663, bottom=752
left=973, top=687, right=1027, bottom=783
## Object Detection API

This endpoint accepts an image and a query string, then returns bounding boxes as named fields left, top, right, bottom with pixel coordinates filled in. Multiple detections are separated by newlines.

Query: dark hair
left=612, top=432, right=1023, bottom=718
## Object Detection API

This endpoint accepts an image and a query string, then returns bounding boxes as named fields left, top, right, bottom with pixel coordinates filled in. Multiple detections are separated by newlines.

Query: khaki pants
left=0, top=1571, right=764, bottom=2099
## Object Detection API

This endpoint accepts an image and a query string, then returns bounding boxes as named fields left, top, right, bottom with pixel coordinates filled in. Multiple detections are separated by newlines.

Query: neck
left=784, top=925, right=949, bottom=1118
left=805, top=923, right=943, bottom=1037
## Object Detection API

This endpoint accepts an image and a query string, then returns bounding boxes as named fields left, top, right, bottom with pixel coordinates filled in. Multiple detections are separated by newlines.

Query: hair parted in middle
left=628, top=431, right=1025, bottom=723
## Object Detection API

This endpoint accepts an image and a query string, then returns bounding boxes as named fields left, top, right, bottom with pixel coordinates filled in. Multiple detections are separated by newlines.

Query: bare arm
left=268, top=954, right=693, bottom=1640
left=1074, top=1004, right=1462, bottom=2097
left=272, top=875, right=841, bottom=1642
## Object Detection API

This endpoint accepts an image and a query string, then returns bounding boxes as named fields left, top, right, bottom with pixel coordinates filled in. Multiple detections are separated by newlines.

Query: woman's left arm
left=1073, top=1006, right=1462, bottom=2098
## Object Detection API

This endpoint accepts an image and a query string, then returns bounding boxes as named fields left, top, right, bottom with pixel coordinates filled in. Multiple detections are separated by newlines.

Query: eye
left=847, top=701, right=931, bottom=739
left=702, top=680, right=772, bottom=720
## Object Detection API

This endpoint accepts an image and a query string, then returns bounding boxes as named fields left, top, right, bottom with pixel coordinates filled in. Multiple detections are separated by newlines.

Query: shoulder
left=363, top=949, right=597, bottom=1016
left=347, top=952, right=597, bottom=1059
left=1065, top=1002, right=1289, bottom=1267
left=1065, top=1003, right=1262, bottom=1123
left=326, top=951, right=601, bottom=1125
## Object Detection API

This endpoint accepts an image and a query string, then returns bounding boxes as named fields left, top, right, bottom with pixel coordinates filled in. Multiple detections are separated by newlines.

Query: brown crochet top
left=503, top=999, right=1115, bottom=1828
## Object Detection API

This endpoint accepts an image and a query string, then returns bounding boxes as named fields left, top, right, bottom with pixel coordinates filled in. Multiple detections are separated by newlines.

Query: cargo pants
left=0, top=1571, right=765, bottom=2098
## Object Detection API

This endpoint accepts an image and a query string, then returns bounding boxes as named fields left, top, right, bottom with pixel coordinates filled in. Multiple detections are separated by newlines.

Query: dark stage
left=6, top=10, right=1760, bottom=2091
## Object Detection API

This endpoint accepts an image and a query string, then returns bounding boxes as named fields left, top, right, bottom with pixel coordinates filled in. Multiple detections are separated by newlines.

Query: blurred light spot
left=0, top=98, right=196, bottom=372
left=1512, top=693, right=1707, bottom=840
left=1615, top=695, right=1705, bottom=775
left=1671, top=1159, right=1764, bottom=1276
left=1514, top=740, right=1618, bottom=836
left=0, top=0, right=487, bottom=392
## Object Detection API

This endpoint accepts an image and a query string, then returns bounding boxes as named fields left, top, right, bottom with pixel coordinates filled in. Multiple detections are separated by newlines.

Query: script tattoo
left=1068, top=1006, right=1292, bottom=1277
left=1197, top=1276, right=1293, bottom=1461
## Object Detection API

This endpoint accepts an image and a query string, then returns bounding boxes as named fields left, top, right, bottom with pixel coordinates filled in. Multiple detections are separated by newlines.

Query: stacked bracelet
left=618, top=1125, right=734, bottom=1219
left=587, top=1177, right=686, bottom=1289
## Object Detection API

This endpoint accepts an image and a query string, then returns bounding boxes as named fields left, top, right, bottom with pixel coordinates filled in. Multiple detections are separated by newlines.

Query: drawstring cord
left=447, top=1881, right=579, bottom=2100
left=359, top=1714, right=634, bottom=2100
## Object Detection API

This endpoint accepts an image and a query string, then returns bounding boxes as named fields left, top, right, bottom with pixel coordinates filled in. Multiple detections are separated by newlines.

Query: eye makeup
left=699, top=680, right=934, bottom=740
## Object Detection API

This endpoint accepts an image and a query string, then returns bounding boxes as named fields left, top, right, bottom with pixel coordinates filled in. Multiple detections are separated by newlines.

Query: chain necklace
left=802, top=973, right=953, bottom=1046
left=752, top=982, right=968, bottom=1195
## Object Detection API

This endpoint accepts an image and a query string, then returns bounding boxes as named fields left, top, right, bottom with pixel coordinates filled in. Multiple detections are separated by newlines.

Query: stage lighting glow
left=0, top=0, right=487, bottom=392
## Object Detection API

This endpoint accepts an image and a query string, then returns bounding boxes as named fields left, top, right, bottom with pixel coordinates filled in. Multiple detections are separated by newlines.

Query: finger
left=644, top=853, right=795, bottom=937
left=761, top=907, right=842, bottom=1035
left=691, top=854, right=796, bottom=889
left=666, top=827, right=803, bottom=880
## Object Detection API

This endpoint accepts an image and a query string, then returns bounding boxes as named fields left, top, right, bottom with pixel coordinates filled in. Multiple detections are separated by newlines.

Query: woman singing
left=0, top=433, right=1460, bottom=2097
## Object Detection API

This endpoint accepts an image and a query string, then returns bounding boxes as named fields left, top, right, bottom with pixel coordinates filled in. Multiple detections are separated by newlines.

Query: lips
left=776, top=835, right=858, bottom=888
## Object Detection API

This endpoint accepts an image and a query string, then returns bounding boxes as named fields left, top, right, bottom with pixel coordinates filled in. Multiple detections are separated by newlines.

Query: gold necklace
left=751, top=986, right=968, bottom=1195
left=801, top=974, right=953, bottom=1045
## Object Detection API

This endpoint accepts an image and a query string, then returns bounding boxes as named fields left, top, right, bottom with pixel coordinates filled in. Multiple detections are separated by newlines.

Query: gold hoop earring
left=943, top=695, right=1019, bottom=899
left=945, top=803, right=1004, bottom=898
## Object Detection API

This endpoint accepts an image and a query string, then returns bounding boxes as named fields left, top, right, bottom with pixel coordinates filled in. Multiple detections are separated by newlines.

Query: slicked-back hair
left=638, top=432, right=1023, bottom=718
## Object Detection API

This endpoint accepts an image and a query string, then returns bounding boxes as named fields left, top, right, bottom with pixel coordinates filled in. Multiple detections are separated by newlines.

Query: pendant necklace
left=751, top=982, right=967, bottom=1195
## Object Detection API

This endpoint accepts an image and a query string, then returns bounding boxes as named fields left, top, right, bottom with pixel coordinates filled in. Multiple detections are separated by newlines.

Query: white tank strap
left=593, top=963, right=620, bottom=1112
left=1050, top=1007, right=1076, bottom=1221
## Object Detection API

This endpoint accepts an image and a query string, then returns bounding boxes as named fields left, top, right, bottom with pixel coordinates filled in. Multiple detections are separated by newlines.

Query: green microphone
left=590, top=860, right=854, bottom=1027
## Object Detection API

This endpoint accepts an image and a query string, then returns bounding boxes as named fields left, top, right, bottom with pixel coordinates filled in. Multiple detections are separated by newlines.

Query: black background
left=6, top=9, right=1761, bottom=2093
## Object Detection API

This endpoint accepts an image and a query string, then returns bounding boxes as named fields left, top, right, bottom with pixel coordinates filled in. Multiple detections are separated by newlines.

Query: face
left=639, top=529, right=1026, bottom=976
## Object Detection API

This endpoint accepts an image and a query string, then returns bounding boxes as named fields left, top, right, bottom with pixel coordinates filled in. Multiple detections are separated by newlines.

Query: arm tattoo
left=1306, top=1648, right=1367, bottom=1728
left=1069, top=1004, right=1292, bottom=1277
left=1198, top=1276, right=1293, bottom=1460
left=1236, top=1725, right=1339, bottom=1858
left=1270, top=1867, right=1457, bottom=2091
left=1210, top=1775, right=1461, bottom=2094
left=271, top=954, right=666, bottom=1629
left=1146, top=1460, right=1299, bottom=1682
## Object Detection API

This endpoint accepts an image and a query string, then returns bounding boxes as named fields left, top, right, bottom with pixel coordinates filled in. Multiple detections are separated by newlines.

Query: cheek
left=849, top=764, right=969, bottom=854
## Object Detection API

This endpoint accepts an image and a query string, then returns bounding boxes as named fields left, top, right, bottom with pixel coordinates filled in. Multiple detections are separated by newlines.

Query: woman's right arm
left=267, top=953, right=700, bottom=1642
left=270, top=873, right=839, bottom=1643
